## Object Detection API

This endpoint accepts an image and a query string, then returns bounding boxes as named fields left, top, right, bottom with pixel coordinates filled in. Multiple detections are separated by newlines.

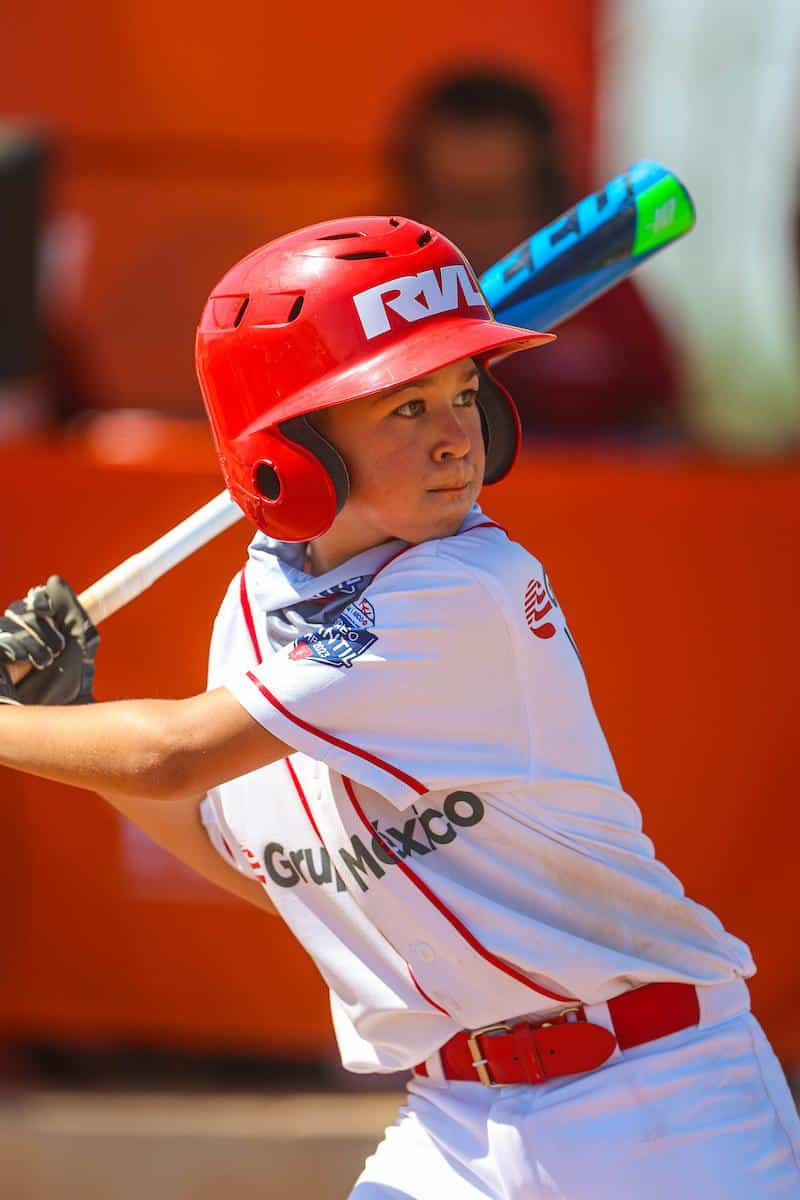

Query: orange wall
left=0, top=438, right=797, bottom=1062
left=1, top=1, right=594, bottom=414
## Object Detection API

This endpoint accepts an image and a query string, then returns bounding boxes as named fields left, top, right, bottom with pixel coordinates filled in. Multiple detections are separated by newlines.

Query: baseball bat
left=6, top=161, right=693, bottom=682
left=481, top=160, right=694, bottom=327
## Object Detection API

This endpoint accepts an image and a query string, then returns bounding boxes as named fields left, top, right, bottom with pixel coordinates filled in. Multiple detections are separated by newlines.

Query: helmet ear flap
left=237, top=421, right=347, bottom=542
left=477, top=366, right=521, bottom=484
left=280, top=416, right=350, bottom=515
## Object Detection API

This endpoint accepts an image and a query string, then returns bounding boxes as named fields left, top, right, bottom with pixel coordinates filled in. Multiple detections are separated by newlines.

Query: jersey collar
left=246, top=502, right=486, bottom=612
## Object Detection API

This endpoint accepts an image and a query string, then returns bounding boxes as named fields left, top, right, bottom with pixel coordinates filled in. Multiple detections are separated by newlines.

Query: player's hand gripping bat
left=6, top=160, right=693, bottom=683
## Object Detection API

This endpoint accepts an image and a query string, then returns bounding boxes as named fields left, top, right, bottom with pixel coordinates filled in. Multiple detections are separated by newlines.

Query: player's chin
left=418, top=483, right=477, bottom=536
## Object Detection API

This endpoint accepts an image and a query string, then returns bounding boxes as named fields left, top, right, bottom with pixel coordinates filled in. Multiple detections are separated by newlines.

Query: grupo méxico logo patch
left=289, top=597, right=377, bottom=669
left=262, top=792, right=486, bottom=894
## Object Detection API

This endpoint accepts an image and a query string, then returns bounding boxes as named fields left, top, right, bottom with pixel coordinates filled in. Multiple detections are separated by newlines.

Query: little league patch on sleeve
left=289, top=597, right=377, bottom=669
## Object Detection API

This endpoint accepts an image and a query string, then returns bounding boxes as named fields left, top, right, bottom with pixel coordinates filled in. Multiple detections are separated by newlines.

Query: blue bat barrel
left=479, top=161, right=695, bottom=333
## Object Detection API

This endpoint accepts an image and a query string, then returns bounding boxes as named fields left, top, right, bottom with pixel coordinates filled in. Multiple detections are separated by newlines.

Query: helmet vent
left=389, top=217, right=400, bottom=227
left=287, top=295, right=304, bottom=322
left=417, top=230, right=432, bottom=247
left=336, top=250, right=388, bottom=261
left=317, top=232, right=363, bottom=241
left=233, top=297, right=250, bottom=327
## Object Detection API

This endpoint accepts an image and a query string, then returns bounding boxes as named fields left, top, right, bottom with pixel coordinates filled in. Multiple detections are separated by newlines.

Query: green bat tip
left=632, top=172, right=695, bottom=258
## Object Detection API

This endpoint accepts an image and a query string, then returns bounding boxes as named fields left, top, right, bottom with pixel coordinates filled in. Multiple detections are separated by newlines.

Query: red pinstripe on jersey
left=240, top=568, right=326, bottom=838
left=282, top=747, right=450, bottom=1018
left=342, top=777, right=574, bottom=1004
left=368, top=519, right=505, bottom=583
left=369, top=542, right=416, bottom=581
left=239, top=567, right=263, bottom=664
left=406, top=964, right=450, bottom=1016
left=462, top=519, right=505, bottom=535
left=244, top=672, right=427, bottom=795
left=240, top=561, right=426, bottom=794
left=284, top=756, right=324, bottom=842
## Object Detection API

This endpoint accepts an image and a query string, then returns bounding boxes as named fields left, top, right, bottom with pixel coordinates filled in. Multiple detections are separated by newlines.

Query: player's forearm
left=0, top=687, right=290, bottom=801
left=0, top=698, right=192, bottom=800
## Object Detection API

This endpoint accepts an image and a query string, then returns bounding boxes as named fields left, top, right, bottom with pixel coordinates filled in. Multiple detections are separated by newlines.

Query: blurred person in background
left=0, top=126, right=95, bottom=440
left=390, top=69, right=682, bottom=440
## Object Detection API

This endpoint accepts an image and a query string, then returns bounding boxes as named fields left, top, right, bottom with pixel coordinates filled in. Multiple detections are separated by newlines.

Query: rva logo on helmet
left=353, top=266, right=487, bottom=340
left=289, top=597, right=377, bottom=669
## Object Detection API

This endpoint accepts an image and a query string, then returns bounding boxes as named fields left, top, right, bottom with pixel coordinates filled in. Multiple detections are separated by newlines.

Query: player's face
left=313, top=357, right=486, bottom=554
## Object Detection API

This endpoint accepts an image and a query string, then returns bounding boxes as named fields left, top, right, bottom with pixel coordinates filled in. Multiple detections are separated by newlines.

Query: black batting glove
left=0, top=576, right=99, bottom=705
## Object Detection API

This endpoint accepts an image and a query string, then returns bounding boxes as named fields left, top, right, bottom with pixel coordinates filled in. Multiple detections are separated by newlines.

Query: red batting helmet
left=195, top=216, right=554, bottom=541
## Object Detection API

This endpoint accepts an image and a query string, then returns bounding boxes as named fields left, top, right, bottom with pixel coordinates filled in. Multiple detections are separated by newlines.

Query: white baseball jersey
left=203, top=505, right=753, bottom=1073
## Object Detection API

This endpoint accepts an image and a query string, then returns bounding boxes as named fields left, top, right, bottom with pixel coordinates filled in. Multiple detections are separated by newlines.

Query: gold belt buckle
left=539, top=1004, right=583, bottom=1028
left=466, top=1021, right=511, bottom=1087
left=466, top=1005, right=584, bottom=1086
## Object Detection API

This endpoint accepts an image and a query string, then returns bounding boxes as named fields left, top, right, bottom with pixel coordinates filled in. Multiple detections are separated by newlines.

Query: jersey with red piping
left=203, top=507, right=753, bottom=1073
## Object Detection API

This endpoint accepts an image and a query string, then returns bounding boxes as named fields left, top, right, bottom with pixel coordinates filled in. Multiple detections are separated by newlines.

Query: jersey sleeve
left=224, top=548, right=530, bottom=808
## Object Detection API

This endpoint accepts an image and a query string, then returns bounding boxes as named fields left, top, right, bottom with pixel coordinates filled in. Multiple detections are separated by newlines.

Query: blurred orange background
left=1, top=0, right=593, bottom=415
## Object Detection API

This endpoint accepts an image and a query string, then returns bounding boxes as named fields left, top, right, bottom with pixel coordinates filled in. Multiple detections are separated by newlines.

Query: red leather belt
left=413, top=982, right=701, bottom=1086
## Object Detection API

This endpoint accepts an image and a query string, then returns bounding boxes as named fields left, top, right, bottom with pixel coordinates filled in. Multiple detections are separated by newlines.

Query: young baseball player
left=1, top=218, right=798, bottom=1198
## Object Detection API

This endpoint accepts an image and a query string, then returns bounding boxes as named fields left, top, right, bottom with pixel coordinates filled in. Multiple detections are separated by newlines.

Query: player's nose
left=431, top=406, right=472, bottom=462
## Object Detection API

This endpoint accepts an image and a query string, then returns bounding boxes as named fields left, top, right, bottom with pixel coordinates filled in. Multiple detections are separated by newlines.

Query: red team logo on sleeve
left=524, top=578, right=556, bottom=640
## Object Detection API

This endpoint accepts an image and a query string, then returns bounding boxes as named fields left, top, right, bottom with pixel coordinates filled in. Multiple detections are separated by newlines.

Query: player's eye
left=393, top=397, right=424, bottom=418
left=392, top=385, right=477, bottom=418
left=454, top=387, right=478, bottom=407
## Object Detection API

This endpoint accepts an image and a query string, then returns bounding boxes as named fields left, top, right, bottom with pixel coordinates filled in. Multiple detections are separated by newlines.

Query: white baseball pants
left=349, top=1010, right=800, bottom=1198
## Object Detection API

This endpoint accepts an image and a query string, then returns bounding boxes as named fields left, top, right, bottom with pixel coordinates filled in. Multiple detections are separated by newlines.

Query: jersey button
left=413, top=942, right=435, bottom=963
